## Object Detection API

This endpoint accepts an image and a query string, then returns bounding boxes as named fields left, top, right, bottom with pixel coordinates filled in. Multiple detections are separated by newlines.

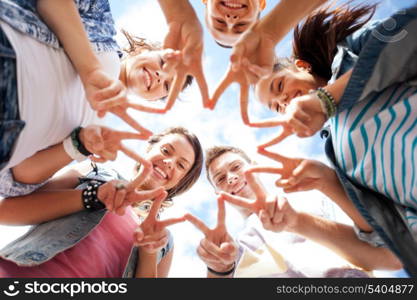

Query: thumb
left=230, top=43, right=245, bottom=72
left=134, top=228, right=144, bottom=243
left=220, top=242, right=235, bottom=254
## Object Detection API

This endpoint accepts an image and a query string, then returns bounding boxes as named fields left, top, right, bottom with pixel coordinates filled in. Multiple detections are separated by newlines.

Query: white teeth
left=154, top=166, right=167, bottom=179
left=224, top=1, right=244, bottom=8
left=233, top=182, right=246, bottom=195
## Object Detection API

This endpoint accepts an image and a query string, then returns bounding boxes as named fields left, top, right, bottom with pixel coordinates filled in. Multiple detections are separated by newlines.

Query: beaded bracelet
left=71, top=127, right=92, bottom=156
left=82, top=179, right=106, bottom=211
left=316, top=87, right=337, bottom=119
left=207, top=262, right=236, bottom=276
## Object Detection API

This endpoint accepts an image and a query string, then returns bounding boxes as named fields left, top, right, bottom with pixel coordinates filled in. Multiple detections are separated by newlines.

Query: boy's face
left=204, top=0, right=261, bottom=47
left=208, top=151, right=255, bottom=199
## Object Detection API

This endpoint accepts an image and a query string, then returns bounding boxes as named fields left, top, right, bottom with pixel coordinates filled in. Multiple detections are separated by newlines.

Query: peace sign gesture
left=97, top=182, right=166, bottom=216
left=79, top=125, right=147, bottom=163
left=256, top=147, right=330, bottom=193
left=156, top=0, right=209, bottom=110
left=208, top=20, right=276, bottom=125
left=185, top=198, right=238, bottom=275
left=218, top=170, right=268, bottom=215
left=96, top=101, right=153, bottom=138
left=134, top=191, right=186, bottom=254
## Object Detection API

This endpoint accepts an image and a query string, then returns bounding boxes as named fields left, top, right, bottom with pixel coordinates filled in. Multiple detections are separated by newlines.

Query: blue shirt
left=0, top=0, right=119, bottom=52
left=325, top=6, right=417, bottom=276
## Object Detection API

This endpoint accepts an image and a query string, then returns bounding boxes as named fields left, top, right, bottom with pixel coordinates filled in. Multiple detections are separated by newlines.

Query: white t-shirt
left=0, top=21, right=120, bottom=170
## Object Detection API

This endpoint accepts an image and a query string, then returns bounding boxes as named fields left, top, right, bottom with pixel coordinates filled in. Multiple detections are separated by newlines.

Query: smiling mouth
left=143, top=67, right=152, bottom=90
left=153, top=165, right=168, bottom=180
left=221, top=1, right=246, bottom=9
left=231, top=181, right=247, bottom=196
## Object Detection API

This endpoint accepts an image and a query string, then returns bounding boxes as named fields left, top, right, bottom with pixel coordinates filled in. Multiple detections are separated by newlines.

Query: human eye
left=177, top=162, right=186, bottom=170
left=217, top=175, right=226, bottom=184
left=277, top=79, right=283, bottom=93
left=159, top=57, right=165, bottom=68
left=164, top=81, right=170, bottom=92
left=161, top=146, right=169, bottom=155
left=232, top=163, right=241, bottom=171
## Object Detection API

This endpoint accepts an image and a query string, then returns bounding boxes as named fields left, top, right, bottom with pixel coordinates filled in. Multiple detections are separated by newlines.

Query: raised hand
left=84, top=68, right=128, bottom=113
left=80, top=125, right=149, bottom=163
left=161, top=14, right=209, bottom=110
left=218, top=169, right=268, bottom=215
left=134, top=191, right=186, bottom=254
left=256, top=148, right=332, bottom=193
left=208, top=21, right=276, bottom=125
left=97, top=102, right=153, bottom=138
left=97, top=181, right=166, bottom=216
left=185, top=198, right=238, bottom=274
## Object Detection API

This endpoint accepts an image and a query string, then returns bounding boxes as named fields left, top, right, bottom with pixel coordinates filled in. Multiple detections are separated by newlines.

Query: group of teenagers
left=0, top=0, right=416, bottom=278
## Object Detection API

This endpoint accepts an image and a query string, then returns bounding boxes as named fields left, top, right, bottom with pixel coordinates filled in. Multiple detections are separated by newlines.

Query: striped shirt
left=330, top=82, right=417, bottom=235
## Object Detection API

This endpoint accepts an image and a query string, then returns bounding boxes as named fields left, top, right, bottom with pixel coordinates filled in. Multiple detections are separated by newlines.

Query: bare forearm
left=0, top=190, right=83, bottom=225
left=37, top=0, right=101, bottom=79
left=261, top=0, right=327, bottom=44
left=319, top=168, right=372, bottom=231
left=326, top=69, right=352, bottom=103
left=157, top=0, right=196, bottom=24
left=12, top=143, right=72, bottom=185
left=135, top=249, right=158, bottom=278
left=291, top=213, right=402, bottom=271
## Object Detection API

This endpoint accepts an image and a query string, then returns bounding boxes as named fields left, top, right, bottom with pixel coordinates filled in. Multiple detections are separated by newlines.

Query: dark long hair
left=291, top=2, right=377, bottom=80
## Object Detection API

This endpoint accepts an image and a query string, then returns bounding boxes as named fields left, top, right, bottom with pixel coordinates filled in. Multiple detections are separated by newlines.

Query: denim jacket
left=0, top=0, right=119, bottom=52
left=324, top=6, right=417, bottom=276
left=330, top=6, right=417, bottom=112
left=0, top=167, right=172, bottom=278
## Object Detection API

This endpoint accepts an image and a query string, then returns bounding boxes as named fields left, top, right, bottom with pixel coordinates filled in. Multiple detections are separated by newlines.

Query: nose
left=155, top=70, right=168, bottom=85
left=225, top=14, right=239, bottom=23
left=227, top=172, right=238, bottom=185
left=277, top=94, right=289, bottom=107
left=163, top=158, right=173, bottom=170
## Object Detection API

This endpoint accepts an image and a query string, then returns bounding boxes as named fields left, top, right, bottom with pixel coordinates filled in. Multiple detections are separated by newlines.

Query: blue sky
left=0, top=0, right=411, bottom=278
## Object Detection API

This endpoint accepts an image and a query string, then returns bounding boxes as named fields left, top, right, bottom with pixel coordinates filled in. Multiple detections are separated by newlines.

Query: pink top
left=0, top=209, right=138, bottom=278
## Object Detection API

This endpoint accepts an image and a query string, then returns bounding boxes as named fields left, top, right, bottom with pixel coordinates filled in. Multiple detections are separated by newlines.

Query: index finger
left=209, top=67, right=236, bottom=110
left=159, top=216, right=186, bottom=228
left=185, top=213, right=210, bottom=236
left=146, top=191, right=167, bottom=221
left=115, top=130, right=147, bottom=141
left=257, top=128, right=293, bottom=149
left=245, top=166, right=284, bottom=176
left=257, top=148, right=293, bottom=165
left=111, top=108, right=153, bottom=138
left=217, top=197, right=226, bottom=227
left=165, top=70, right=186, bottom=111
left=219, top=192, right=254, bottom=211
left=244, top=171, right=266, bottom=204
left=192, top=65, right=209, bottom=109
